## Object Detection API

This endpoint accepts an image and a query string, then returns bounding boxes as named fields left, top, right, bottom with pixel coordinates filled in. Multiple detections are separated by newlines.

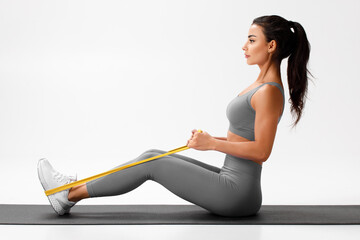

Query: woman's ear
left=268, top=40, right=277, bottom=53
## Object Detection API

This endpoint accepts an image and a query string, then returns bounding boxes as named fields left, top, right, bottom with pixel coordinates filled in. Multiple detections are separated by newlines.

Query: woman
left=37, top=15, right=311, bottom=217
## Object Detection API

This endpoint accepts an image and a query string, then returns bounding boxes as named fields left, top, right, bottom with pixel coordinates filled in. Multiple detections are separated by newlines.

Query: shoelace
left=54, top=172, right=77, bottom=183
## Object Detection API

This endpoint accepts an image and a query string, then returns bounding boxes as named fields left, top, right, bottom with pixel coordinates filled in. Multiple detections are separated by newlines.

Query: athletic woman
left=38, top=15, right=311, bottom=217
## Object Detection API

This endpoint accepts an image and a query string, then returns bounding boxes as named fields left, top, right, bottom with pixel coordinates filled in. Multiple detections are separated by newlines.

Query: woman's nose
left=242, top=43, right=247, bottom=51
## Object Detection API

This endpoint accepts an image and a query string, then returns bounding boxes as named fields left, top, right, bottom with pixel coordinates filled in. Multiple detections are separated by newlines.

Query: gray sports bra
left=226, top=82, right=285, bottom=141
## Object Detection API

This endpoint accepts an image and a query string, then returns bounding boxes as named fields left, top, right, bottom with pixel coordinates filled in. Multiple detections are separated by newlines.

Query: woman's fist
left=187, top=129, right=215, bottom=151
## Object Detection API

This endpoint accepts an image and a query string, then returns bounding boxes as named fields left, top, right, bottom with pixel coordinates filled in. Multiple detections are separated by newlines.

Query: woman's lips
left=245, top=54, right=250, bottom=58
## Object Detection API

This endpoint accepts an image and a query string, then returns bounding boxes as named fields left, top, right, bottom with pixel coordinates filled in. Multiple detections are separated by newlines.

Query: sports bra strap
left=257, top=82, right=284, bottom=97
left=248, top=82, right=285, bottom=118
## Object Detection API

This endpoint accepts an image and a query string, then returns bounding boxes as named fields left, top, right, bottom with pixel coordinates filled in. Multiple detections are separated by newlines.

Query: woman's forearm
left=213, top=136, right=227, bottom=141
left=211, top=138, right=267, bottom=162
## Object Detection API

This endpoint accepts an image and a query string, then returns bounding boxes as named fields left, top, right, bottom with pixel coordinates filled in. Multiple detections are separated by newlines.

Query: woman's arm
left=189, top=85, right=283, bottom=163
left=211, top=85, right=283, bottom=162
left=213, top=137, right=227, bottom=141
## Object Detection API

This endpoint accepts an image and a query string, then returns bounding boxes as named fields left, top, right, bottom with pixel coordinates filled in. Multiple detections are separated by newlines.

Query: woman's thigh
left=112, top=149, right=221, bottom=173
left=147, top=149, right=221, bottom=173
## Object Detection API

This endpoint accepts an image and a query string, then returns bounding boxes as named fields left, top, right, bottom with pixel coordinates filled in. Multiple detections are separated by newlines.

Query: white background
left=0, top=0, right=359, bottom=206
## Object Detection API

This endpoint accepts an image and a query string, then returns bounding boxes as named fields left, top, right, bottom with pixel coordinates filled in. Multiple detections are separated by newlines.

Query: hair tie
left=288, top=20, right=295, bottom=33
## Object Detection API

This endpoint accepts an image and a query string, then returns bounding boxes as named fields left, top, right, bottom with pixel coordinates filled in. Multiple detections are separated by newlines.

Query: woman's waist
left=222, top=154, right=262, bottom=179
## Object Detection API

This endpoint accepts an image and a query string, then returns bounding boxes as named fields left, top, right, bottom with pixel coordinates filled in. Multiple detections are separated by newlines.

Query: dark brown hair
left=252, top=15, right=312, bottom=127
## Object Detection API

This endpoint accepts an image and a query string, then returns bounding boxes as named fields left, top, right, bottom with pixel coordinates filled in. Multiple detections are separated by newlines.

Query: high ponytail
left=287, top=21, right=312, bottom=127
left=252, top=16, right=312, bottom=127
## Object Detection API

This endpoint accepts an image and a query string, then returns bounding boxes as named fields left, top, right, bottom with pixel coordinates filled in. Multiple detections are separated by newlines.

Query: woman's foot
left=37, top=158, right=77, bottom=215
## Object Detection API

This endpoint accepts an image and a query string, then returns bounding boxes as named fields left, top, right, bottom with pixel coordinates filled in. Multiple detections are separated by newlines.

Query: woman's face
left=242, top=24, right=274, bottom=66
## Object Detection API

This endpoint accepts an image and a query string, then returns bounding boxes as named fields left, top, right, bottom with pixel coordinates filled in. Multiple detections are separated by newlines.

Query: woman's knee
left=142, top=149, right=166, bottom=155
left=140, top=149, right=166, bottom=159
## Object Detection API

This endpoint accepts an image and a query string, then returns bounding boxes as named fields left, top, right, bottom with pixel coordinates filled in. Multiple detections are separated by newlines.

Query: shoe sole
left=37, top=159, right=66, bottom=215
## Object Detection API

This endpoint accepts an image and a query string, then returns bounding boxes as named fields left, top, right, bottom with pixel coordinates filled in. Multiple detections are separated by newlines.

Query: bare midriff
left=226, top=130, right=263, bottom=166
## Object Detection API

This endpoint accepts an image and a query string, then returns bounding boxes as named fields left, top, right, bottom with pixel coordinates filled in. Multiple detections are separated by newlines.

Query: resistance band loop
left=45, top=130, right=202, bottom=196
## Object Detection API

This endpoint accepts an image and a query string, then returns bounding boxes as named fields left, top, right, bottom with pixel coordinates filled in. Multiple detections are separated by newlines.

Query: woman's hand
left=187, top=129, right=216, bottom=151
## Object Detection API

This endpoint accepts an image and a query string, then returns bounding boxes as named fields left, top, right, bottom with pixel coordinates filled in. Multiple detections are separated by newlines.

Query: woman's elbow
left=253, top=140, right=273, bottom=162
left=256, top=150, right=271, bottom=162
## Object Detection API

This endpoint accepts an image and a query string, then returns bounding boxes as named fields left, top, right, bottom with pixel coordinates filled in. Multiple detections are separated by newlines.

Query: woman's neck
left=256, top=60, right=281, bottom=84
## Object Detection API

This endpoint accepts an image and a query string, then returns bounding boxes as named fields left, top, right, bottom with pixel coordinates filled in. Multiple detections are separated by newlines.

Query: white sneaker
left=37, top=158, right=77, bottom=215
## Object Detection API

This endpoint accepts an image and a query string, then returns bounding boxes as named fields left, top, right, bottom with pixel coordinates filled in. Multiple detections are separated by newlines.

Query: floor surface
left=1, top=225, right=360, bottom=240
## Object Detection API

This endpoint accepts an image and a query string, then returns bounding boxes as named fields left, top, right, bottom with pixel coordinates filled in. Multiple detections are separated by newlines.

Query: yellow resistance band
left=45, top=130, right=202, bottom=196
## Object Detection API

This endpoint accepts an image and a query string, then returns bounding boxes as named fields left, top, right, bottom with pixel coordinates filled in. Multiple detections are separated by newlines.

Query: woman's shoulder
left=250, top=82, right=284, bottom=112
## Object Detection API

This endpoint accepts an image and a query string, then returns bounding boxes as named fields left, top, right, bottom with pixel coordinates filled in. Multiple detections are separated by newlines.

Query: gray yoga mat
left=1, top=204, right=359, bottom=225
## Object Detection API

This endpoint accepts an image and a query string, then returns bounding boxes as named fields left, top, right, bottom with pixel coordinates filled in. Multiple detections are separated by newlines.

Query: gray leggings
left=86, top=149, right=262, bottom=217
